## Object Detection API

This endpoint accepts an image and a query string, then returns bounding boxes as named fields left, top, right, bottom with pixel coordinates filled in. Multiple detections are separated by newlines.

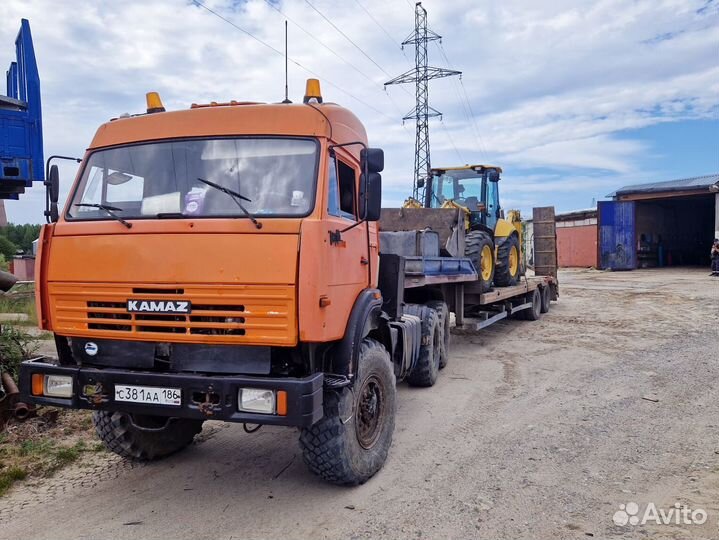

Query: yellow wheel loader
left=404, top=165, right=523, bottom=292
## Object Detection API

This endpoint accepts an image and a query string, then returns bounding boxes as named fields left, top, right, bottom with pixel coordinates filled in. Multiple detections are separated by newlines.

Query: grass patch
left=0, top=410, right=99, bottom=497
left=0, top=466, right=27, bottom=496
left=0, top=288, right=37, bottom=326
left=0, top=324, right=40, bottom=378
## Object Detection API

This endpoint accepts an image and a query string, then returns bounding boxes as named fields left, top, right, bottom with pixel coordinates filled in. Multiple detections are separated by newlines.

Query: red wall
left=10, top=257, right=35, bottom=281
left=557, top=225, right=598, bottom=267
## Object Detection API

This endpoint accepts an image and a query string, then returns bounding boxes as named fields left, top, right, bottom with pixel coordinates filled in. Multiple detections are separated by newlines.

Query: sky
left=1, top=0, right=717, bottom=224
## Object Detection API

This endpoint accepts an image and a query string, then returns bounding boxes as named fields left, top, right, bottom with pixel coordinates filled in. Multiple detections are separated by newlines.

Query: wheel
left=92, top=411, right=203, bottom=460
left=426, top=300, right=450, bottom=369
left=518, top=288, right=542, bottom=321
left=465, top=230, right=495, bottom=292
left=300, top=338, right=396, bottom=485
left=495, top=233, right=521, bottom=287
left=540, top=285, right=551, bottom=313
left=404, top=304, right=441, bottom=387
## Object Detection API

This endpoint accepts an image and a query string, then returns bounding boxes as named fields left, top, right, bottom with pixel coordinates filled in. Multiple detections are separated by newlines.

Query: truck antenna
left=282, top=20, right=291, bottom=104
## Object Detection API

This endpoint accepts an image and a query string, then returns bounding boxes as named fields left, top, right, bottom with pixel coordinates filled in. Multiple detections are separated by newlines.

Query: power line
left=305, top=0, right=395, bottom=80
left=354, top=0, right=412, bottom=63
left=260, top=0, right=411, bottom=123
left=439, top=119, right=465, bottom=163
left=262, top=0, right=376, bottom=85
left=191, top=0, right=395, bottom=120
left=435, top=41, right=491, bottom=162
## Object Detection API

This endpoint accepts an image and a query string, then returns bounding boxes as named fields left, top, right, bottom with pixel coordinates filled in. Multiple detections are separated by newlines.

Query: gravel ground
left=1, top=268, right=718, bottom=540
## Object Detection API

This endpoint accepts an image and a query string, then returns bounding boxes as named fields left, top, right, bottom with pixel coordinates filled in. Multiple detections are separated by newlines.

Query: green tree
left=0, top=236, right=17, bottom=261
left=0, top=223, right=41, bottom=254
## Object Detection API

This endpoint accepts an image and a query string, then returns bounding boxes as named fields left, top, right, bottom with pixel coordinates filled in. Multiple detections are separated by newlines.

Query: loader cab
left=427, top=165, right=503, bottom=230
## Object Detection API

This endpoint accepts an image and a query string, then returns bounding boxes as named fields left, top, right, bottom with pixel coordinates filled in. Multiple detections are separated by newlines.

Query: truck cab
left=24, top=81, right=401, bottom=485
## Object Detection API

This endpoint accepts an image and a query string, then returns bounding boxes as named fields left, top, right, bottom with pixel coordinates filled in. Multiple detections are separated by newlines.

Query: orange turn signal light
left=31, top=373, right=44, bottom=396
left=276, top=390, right=287, bottom=416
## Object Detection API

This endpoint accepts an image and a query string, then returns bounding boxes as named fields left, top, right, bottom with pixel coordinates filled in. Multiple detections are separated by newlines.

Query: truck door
left=322, top=150, right=370, bottom=333
left=485, top=177, right=500, bottom=231
left=598, top=200, right=636, bottom=270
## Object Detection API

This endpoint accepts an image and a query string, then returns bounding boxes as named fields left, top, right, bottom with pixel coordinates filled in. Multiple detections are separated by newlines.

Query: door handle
left=360, top=257, right=369, bottom=265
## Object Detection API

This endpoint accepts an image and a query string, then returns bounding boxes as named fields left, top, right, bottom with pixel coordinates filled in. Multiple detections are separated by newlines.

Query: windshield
left=430, top=169, right=483, bottom=210
left=67, top=137, right=318, bottom=220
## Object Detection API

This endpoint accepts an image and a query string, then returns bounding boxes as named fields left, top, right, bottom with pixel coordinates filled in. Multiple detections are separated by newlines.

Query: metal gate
left=598, top=201, right=636, bottom=270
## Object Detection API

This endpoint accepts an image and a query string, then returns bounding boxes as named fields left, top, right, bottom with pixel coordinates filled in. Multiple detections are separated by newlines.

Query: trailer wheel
left=465, top=230, right=494, bottom=292
left=540, top=285, right=551, bottom=313
left=495, top=233, right=521, bottom=287
left=92, top=411, right=203, bottom=460
left=404, top=304, right=441, bottom=387
left=300, top=338, right=396, bottom=486
left=520, top=288, right=542, bottom=321
left=426, top=300, right=450, bottom=369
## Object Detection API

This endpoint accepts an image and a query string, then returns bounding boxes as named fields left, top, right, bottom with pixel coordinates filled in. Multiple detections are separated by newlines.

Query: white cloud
left=0, top=0, right=717, bottom=221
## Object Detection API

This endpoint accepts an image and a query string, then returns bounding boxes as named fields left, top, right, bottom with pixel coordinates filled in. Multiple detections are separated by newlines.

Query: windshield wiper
left=74, top=203, right=132, bottom=229
left=197, top=177, right=262, bottom=229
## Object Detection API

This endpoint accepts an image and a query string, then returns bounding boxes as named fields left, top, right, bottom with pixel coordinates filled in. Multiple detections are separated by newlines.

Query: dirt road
left=1, top=268, right=718, bottom=539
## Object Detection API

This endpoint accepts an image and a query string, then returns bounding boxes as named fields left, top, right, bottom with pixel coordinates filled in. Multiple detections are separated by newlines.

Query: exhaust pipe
left=13, top=402, right=30, bottom=420
left=1, top=372, right=19, bottom=396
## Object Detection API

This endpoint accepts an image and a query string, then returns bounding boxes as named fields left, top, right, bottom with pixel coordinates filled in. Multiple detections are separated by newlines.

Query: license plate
left=114, top=384, right=182, bottom=406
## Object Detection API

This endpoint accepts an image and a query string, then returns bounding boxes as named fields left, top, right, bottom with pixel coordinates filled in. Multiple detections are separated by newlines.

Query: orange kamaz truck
left=19, top=80, right=557, bottom=485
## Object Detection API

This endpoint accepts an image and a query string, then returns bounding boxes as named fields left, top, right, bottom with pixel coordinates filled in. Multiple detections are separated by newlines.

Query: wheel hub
left=356, top=374, right=385, bottom=449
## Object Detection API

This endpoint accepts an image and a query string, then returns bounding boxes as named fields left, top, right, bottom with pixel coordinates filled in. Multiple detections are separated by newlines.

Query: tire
left=92, top=411, right=203, bottom=460
left=426, top=300, right=450, bottom=369
left=495, top=234, right=521, bottom=287
left=404, top=304, right=441, bottom=387
left=540, top=285, right=551, bottom=314
left=465, top=230, right=495, bottom=292
left=518, top=288, right=542, bottom=321
left=300, top=338, right=396, bottom=486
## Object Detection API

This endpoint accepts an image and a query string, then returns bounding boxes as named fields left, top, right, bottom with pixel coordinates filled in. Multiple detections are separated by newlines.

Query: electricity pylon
left=385, top=2, right=461, bottom=201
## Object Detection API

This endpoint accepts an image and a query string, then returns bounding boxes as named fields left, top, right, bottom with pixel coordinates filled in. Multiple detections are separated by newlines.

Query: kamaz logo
left=127, top=300, right=191, bottom=314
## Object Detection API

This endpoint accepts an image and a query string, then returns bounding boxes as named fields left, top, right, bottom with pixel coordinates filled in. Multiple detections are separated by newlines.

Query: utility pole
left=385, top=2, right=461, bottom=202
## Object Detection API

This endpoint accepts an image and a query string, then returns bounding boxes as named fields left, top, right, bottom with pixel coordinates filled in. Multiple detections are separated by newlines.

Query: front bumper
left=18, top=358, right=323, bottom=427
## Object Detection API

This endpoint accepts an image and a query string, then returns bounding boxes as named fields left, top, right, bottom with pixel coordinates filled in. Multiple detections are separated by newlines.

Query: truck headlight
left=44, top=374, right=73, bottom=398
left=238, top=388, right=275, bottom=414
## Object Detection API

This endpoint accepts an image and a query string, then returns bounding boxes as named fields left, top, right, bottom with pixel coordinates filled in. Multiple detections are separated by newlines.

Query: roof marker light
left=146, top=92, right=166, bottom=113
left=303, top=79, right=323, bottom=104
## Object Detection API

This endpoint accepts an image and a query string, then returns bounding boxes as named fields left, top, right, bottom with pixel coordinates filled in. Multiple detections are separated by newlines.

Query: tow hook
left=81, top=381, right=108, bottom=407
left=193, top=387, right=220, bottom=417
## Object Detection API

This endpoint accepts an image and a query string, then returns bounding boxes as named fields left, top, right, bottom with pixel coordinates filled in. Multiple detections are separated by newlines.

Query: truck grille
left=51, top=283, right=296, bottom=345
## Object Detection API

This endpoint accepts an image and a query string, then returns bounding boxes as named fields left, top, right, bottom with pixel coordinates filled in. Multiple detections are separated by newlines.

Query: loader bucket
left=380, top=208, right=465, bottom=257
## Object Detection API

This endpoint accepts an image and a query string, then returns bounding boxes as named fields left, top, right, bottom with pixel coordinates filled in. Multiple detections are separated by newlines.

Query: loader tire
left=495, top=233, right=521, bottom=287
left=404, top=304, right=441, bottom=387
left=92, top=411, right=203, bottom=461
left=300, top=338, right=396, bottom=486
left=465, top=230, right=495, bottom=292
left=426, top=300, right=450, bottom=369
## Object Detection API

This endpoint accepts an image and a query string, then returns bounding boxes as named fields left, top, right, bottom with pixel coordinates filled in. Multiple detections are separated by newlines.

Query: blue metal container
left=598, top=201, right=636, bottom=270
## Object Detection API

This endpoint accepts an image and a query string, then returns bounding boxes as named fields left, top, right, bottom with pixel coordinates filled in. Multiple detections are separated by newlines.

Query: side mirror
left=359, top=172, right=382, bottom=222
left=416, top=177, right=425, bottom=188
left=47, top=164, right=59, bottom=203
left=488, top=170, right=500, bottom=182
left=361, top=147, right=384, bottom=174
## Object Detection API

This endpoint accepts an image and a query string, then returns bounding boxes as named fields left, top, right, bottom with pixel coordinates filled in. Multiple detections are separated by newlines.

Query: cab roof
left=89, top=101, right=367, bottom=151
left=431, top=164, right=503, bottom=173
